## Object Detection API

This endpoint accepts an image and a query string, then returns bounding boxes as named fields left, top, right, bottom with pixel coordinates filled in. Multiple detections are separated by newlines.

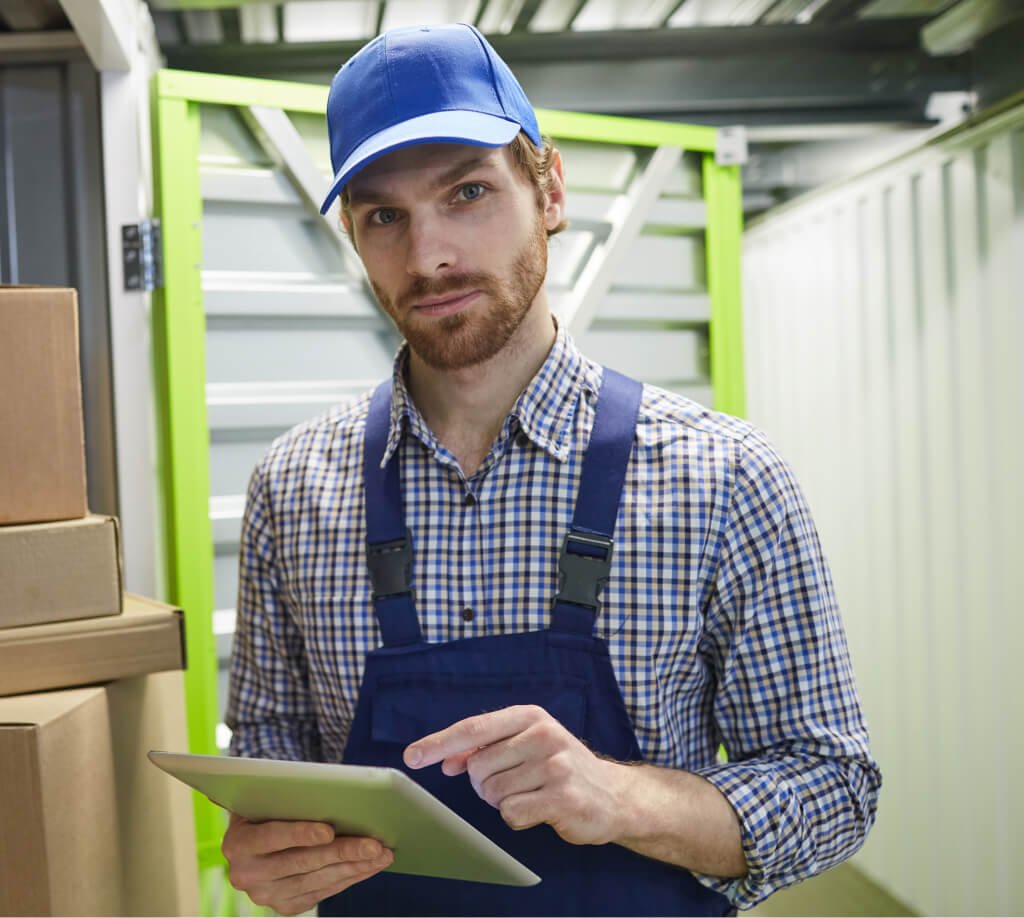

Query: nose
left=404, top=212, right=454, bottom=278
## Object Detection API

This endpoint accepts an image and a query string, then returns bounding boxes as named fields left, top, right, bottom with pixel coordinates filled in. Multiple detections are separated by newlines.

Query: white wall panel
left=742, top=101, right=1024, bottom=917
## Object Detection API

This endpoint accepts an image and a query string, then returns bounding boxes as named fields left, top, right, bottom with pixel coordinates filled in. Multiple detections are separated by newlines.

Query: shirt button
left=461, top=607, right=475, bottom=622
left=516, top=432, right=530, bottom=448
left=463, top=493, right=477, bottom=507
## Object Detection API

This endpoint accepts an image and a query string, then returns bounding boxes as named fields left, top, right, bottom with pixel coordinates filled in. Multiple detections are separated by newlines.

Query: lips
left=411, top=290, right=480, bottom=318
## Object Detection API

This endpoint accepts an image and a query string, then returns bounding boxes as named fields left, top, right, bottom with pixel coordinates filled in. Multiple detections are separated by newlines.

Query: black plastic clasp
left=366, top=532, right=414, bottom=599
left=553, top=531, right=614, bottom=611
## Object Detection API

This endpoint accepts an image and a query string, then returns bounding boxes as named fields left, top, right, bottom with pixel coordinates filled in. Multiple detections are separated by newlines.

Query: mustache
left=398, top=273, right=493, bottom=310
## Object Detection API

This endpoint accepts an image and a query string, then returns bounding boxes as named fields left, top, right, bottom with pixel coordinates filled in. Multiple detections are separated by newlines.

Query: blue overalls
left=321, top=368, right=734, bottom=917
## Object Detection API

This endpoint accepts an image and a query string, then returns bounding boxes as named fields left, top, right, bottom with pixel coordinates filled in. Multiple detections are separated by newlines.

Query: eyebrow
left=348, top=151, right=496, bottom=207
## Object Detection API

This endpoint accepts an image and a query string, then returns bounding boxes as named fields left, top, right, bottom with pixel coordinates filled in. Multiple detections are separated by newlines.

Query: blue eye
left=459, top=183, right=484, bottom=201
left=371, top=208, right=397, bottom=225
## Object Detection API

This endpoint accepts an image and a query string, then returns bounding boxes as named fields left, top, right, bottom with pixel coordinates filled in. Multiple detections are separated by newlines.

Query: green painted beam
left=538, top=108, right=717, bottom=153
left=702, top=157, right=746, bottom=418
left=152, top=70, right=717, bottom=152
left=156, top=68, right=328, bottom=113
left=150, top=78, right=223, bottom=872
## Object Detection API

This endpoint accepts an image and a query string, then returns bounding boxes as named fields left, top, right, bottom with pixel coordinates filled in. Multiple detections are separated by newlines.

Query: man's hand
left=221, top=812, right=393, bottom=916
left=403, top=704, right=631, bottom=846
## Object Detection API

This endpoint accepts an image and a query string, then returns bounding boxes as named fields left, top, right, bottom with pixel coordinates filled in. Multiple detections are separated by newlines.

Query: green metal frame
left=150, top=76, right=224, bottom=877
left=150, top=66, right=745, bottom=904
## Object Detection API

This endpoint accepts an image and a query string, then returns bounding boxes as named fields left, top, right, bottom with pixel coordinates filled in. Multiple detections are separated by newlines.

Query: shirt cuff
left=688, top=761, right=814, bottom=910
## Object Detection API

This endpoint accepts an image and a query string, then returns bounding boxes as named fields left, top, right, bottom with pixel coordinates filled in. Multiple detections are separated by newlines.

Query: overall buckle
left=554, top=531, right=614, bottom=611
left=366, top=532, right=414, bottom=599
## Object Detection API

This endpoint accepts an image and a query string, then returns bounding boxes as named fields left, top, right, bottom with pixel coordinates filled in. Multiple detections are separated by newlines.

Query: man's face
left=344, top=142, right=563, bottom=371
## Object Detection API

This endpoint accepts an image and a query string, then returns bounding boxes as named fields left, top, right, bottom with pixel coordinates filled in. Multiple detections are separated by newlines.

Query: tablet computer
left=148, top=751, right=540, bottom=887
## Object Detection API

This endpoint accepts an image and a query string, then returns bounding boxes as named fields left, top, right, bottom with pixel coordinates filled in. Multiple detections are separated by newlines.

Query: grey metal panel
left=200, top=165, right=300, bottom=204
left=202, top=273, right=373, bottom=317
left=614, top=234, right=706, bottom=290
left=213, top=549, right=240, bottom=612
left=202, top=201, right=347, bottom=274
left=204, top=321, right=394, bottom=384
left=742, top=99, right=1024, bottom=917
left=591, top=290, right=711, bottom=323
left=199, top=103, right=269, bottom=165
left=207, top=379, right=370, bottom=428
left=558, top=139, right=637, bottom=190
left=0, top=66, right=72, bottom=282
left=0, top=59, right=117, bottom=519
left=546, top=229, right=597, bottom=288
left=575, top=329, right=704, bottom=383
left=209, top=436, right=278, bottom=497
left=211, top=494, right=245, bottom=547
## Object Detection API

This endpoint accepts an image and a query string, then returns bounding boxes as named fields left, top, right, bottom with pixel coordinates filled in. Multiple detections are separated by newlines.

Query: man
left=223, top=22, right=881, bottom=918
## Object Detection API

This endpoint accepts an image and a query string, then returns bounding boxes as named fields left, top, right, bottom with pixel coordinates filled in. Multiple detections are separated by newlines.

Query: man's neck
left=406, top=300, right=557, bottom=474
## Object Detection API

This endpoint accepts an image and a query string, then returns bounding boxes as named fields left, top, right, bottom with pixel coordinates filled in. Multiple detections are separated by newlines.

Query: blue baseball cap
left=319, top=22, right=542, bottom=215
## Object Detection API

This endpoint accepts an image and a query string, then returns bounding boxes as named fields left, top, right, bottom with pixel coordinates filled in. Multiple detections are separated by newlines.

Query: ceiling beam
left=57, top=0, right=133, bottom=70
left=806, top=0, right=875, bottom=25
left=0, top=27, right=81, bottom=59
left=0, top=0, right=66, bottom=30
left=164, top=21, right=970, bottom=125
left=164, top=18, right=938, bottom=64
left=511, top=0, right=543, bottom=32
left=921, top=0, right=1024, bottom=55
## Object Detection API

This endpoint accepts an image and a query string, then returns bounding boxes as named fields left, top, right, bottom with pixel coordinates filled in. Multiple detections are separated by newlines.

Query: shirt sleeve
left=224, top=459, right=323, bottom=762
left=689, top=429, right=882, bottom=909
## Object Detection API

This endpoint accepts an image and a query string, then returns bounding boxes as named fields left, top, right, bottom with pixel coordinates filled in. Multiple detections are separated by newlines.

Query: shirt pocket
left=369, top=673, right=589, bottom=746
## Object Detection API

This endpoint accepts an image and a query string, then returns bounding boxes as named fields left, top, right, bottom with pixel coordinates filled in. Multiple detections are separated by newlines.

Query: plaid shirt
left=226, top=325, right=880, bottom=908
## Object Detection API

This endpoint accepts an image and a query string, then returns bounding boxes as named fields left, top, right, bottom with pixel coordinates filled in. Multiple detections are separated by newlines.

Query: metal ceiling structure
left=2, top=0, right=1022, bottom=212
left=145, top=1, right=979, bottom=127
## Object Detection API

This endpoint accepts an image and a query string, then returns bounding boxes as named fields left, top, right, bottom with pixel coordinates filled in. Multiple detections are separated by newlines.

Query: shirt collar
left=379, top=321, right=600, bottom=466
left=511, top=321, right=599, bottom=461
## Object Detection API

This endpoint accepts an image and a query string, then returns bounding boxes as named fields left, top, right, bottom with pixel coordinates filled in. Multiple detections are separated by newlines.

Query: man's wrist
left=599, top=758, right=667, bottom=847
left=599, top=759, right=748, bottom=878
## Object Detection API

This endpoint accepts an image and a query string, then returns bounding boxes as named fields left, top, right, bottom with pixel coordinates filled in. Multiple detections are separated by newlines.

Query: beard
left=370, top=217, right=548, bottom=371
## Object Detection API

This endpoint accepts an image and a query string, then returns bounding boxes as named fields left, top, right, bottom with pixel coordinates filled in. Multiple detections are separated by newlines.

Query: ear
left=542, top=149, right=566, bottom=233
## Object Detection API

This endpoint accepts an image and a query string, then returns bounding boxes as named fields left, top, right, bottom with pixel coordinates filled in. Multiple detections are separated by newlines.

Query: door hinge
left=122, top=220, right=163, bottom=292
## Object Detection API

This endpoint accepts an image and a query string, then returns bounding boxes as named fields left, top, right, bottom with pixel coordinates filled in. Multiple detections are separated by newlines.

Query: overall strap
left=363, top=381, right=423, bottom=646
left=551, top=368, right=643, bottom=636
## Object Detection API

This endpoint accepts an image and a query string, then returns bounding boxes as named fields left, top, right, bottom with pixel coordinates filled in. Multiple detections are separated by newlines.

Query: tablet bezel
left=147, top=750, right=540, bottom=887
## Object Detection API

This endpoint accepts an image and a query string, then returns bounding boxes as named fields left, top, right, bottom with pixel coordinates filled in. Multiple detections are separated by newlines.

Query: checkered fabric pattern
left=226, top=325, right=881, bottom=908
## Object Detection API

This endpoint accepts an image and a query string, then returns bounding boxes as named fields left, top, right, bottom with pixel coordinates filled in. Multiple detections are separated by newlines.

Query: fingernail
left=406, top=746, right=422, bottom=767
left=360, top=841, right=378, bottom=859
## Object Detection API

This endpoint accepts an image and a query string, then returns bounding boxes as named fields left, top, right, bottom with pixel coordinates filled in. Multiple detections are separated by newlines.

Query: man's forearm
left=605, top=761, right=748, bottom=878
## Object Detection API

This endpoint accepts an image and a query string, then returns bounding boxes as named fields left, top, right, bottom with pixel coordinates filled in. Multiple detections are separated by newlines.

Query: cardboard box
left=0, top=514, right=123, bottom=629
left=0, top=687, right=123, bottom=916
left=0, top=674, right=201, bottom=916
left=0, top=593, right=186, bottom=696
left=107, top=670, right=201, bottom=915
left=0, top=285, right=88, bottom=525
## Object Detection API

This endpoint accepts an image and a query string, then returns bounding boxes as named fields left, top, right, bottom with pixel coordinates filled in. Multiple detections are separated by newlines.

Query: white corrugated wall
left=742, top=99, right=1024, bottom=916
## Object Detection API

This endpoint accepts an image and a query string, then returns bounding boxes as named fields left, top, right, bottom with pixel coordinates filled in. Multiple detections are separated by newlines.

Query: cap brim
left=319, top=111, right=521, bottom=215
